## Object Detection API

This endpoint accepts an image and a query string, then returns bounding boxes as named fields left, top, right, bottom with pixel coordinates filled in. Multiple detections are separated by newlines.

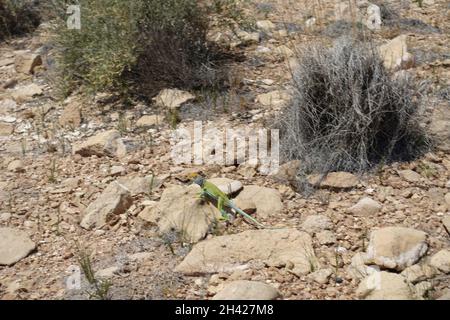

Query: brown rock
left=59, top=101, right=82, bottom=127
left=308, top=172, right=359, bottom=189
left=14, top=52, right=42, bottom=74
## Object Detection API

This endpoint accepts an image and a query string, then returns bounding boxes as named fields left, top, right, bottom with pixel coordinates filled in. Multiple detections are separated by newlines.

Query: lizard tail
left=229, top=202, right=267, bottom=229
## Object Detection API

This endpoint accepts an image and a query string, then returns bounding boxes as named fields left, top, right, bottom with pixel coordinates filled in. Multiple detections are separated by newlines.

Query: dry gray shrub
left=277, top=37, right=430, bottom=190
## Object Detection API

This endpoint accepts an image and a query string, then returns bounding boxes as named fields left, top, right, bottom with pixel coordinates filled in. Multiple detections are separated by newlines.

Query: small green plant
left=48, top=158, right=57, bottom=183
left=20, top=137, right=27, bottom=157
left=116, top=113, right=129, bottom=135
left=76, top=245, right=112, bottom=300
left=414, top=0, right=424, bottom=8
left=417, top=162, right=438, bottom=178
left=166, top=109, right=181, bottom=129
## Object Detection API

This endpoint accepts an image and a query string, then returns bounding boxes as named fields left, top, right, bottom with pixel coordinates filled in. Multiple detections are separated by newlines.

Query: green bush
left=52, top=0, right=141, bottom=96
left=0, top=0, right=41, bottom=41
left=52, top=0, right=246, bottom=98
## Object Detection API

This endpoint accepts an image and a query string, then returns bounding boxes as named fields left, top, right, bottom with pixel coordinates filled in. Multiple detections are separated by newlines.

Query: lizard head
left=192, top=176, right=205, bottom=187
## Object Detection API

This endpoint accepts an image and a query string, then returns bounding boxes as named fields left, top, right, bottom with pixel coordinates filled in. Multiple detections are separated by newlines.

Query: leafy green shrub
left=52, top=0, right=246, bottom=98
left=277, top=38, right=429, bottom=188
left=52, top=0, right=141, bottom=96
left=0, top=0, right=41, bottom=41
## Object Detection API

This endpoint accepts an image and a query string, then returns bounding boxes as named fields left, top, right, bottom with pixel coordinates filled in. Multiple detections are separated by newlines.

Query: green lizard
left=193, top=176, right=268, bottom=229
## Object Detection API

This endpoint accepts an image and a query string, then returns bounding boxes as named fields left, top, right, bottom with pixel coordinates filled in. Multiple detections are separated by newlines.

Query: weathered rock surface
left=365, top=227, right=428, bottom=271
left=0, top=228, right=36, bottom=266
left=11, top=83, right=43, bottom=103
left=357, top=271, right=415, bottom=300
left=72, top=130, right=121, bottom=157
left=59, top=101, right=82, bottom=127
left=175, top=229, right=315, bottom=276
left=7, top=159, right=25, bottom=173
left=379, top=35, right=414, bottom=70
left=80, top=181, right=133, bottom=230
left=208, top=178, right=243, bottom=196
left=157, top=184, right=221, bottom=243
left=429, top=249, right=450, bottom=273
left=234, top=185, right=282, bottom=218
left=401, top=264, right=437, bottom=284
left=308, top=172, right=359, bottom=189
left=398, top=169, right=422, bottom=183
left=212, top=281, right=280, bottom=300
left=349, top=197, right=382, bottom=216
left=429, top=104, right=450, bottom=152
left=302, top=215, right=333, bottom=234
left=256, top=90, right=290, bottom=107
left=14, top=52, right=42, bottom=74
left=307, top=268, right=333, bottom=284
left=136, top=115, right=162, bottom=127
left=153, top=89, right=195, bottom=110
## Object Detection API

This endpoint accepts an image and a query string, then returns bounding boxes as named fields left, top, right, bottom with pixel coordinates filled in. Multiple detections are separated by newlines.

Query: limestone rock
left=157, top=184, right=221, bottom=243
left=0, top=227, right=36, bottom=266
left=307, top=268, right=333, bottom=284
left=11, top=84, right=43, bottom=103
left=59, top=101, right=82, bottom=127
left=72, top=130, right=121, bottom=157
left=175, top=229, right=315, bottom=276
left=379, top=35, right=414, bottom=70
left=443, top=216, right=450, bottom=235
left=236, top=31, right=260, bottom=45
left=357, top=271, right=414, bottom=300
left=307, top=172, right=359, bottom=189
left=80, top=181, right=133, bottom=230
left=273, top=160, right=301, bottom=183
left=256, top=20, right=276, bottom=33
left=138, top=201, right=159, bottom=225
left=429, top=249, right=450, bottom=274
left=207, top=178, right=243, bottom=196
left=316, top=230, right=336, bottom=245
left=349, top=197, right=382, bottom=216
left=14, top=52, right=42, bottom=74
left=366, top=227, right=428, bottom=271
left=117, top=175, right=161, bottom=196
left=234, top=185, right=282, bottom=218
left=7, top=159, right=25, bottom=173
left=429, top=104, right=450, bottom=152
left=302, top=215, right=332, bottom=234
left=153, top=89, right=195, bottom=110
left=136, top=115, right=162, bottom=127
left=212, top=281, right=280, bottom=300
left=0, top=122, right=13, bottom=136
left=398, top=170, right=422, bottom=183
left=256, top=90, right=290, bottom=107
left=347, top=252, right=379, bottom=280
left=401, top=264, right=437, bottom=284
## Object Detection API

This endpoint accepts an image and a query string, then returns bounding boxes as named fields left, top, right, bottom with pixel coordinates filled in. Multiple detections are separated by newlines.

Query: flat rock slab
left=80, top=181, right=133, bottom=230
left=357, top=271, right=414, bottom=300
left=234, top=185, right=282, bottom=218
left=0, top=227, right=36, bottom=266
left=308, top=172, right=359, bottom=189
left=366, top=227, right=428, bottom=271
left=212, top=280, right=280, bottom=300
left=157, top=184, right=221, bottom=243
left=175, top=229, right=315, bottom=276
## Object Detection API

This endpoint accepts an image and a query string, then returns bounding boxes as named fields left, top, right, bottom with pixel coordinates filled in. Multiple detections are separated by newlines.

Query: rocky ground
left=0, top=0, right=449, bottom=300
